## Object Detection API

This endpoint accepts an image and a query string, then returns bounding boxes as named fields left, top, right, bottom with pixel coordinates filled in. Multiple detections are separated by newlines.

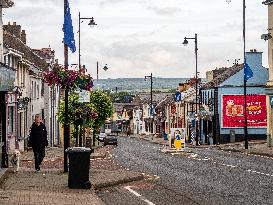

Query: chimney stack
left=3, top=22, right=21, bottom=39
left=21, top=30, right=26, bottom=44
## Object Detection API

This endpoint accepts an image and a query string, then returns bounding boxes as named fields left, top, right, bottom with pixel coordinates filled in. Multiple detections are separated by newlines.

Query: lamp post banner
left=222, top=95, right=267, bottom=128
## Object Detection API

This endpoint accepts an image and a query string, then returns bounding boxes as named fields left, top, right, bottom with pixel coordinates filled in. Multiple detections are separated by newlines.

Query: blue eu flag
left=244, top=61, right=253, bottom=82
left=63, top=0, right=76, bottom=53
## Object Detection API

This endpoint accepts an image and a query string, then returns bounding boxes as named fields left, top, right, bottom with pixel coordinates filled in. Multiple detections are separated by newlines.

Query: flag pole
left=64, top=0, right=70, bottom=172
left=243, top=0, right=248, bottom=149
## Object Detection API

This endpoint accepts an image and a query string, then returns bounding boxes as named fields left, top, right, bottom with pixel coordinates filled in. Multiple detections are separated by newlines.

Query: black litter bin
left=65, top=147, right=92, bottom=189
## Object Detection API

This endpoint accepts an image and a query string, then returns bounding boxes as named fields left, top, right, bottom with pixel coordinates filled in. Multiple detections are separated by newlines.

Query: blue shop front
left=200, top=50, right=268, bottom=144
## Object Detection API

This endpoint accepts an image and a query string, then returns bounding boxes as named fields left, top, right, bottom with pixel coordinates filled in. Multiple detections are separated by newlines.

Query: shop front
left=0, top=64, right=15, bottom=167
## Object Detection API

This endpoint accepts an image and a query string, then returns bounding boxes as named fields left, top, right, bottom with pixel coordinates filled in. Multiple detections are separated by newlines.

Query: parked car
left=98, top=133, right=106, bottom=142
left=104, top=134, right=118, bottom=146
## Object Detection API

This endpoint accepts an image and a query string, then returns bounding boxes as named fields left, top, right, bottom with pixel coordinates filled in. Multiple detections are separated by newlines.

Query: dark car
left=104, top=134, right=118, bottom=146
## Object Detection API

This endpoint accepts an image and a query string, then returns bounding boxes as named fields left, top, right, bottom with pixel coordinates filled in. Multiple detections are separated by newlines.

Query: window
left=23, top=67, right=26, bottom=86
left=41, top=83, right=44, bottom=96
left=8, top=55, right=10, bottom=66
left=8, top=106, right=14, bottom=134
left=20, top=65, right=23, bottom=86
left=32, top=81, right=34, bottom=99
left=37, top=84, right=39, bottom=99
left=34, top=82, right=36, bottom=99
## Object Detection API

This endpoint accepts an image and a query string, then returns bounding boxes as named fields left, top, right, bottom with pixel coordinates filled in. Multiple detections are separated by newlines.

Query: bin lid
left=65, top=147, right=92, bottom=153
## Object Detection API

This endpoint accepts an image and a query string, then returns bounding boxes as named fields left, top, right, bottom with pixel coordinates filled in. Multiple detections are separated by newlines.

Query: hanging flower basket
left=43, top=65, right=93, bottom=90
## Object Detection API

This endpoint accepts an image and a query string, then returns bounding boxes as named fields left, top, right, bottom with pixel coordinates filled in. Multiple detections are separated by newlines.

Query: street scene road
left=0, top=1, right=273, bottom=205
left=98, top=136, right=273, bottom=205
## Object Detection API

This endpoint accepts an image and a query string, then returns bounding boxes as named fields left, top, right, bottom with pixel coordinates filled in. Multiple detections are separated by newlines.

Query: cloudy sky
left=3, top=0, right=268, bottom=78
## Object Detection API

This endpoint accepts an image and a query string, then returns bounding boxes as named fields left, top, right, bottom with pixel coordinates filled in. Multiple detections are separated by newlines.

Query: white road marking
left=125, top=186, right=156, bottom=205
left=143, top=199, right=156, bottom=205
left=125, top=186, right=141, bottom=197
left=247, top=169, right=273, bottom=177
left=225, top=164, right=237, bottom=168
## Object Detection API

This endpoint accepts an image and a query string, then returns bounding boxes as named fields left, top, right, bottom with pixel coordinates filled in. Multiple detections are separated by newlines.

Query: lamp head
left=103, top=64, right=108, bottom=71
left=182, top=38, right=188, bottom=46
left=88, top=17, right=97, bottom=27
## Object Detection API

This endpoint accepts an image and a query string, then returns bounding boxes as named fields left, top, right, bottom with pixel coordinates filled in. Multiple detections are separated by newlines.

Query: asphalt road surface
left=97, top=137, right=273, bottom=205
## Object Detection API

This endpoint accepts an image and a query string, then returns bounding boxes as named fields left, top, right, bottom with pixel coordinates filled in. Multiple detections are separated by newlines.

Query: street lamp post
left=227, top=0, right=248, bottom=149
left=145, top=73, right=153, bottom=133
left=78, top=12, right=97, bottom=70
left=96, top=62, right=108, bottom=81
left=183, top=33, right=199, bottom=146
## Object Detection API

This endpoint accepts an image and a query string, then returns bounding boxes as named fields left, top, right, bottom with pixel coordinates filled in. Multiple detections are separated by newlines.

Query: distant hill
left=93, top=78, right=190, bottom=92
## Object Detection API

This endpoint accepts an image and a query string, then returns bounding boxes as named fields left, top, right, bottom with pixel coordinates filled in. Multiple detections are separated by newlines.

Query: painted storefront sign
left=222, top=95, right=267, bottom=128
left=0, top=65, right=15, bottom=91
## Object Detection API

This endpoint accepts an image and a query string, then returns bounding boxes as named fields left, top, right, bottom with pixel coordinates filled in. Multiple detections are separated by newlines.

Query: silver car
left=98, top=133, right=106, bottom=142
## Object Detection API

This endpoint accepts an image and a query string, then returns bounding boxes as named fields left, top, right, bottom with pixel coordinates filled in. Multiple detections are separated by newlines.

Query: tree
left=58, top=90, right=113, bottom=146
left=90, top=90, right=113, bottom=145
left=58, top=93, right=97, bottom=146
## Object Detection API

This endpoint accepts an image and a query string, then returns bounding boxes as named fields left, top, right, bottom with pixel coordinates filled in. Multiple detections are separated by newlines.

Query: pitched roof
left=32, top=48, right=55, bottom=61
left=0, top=0, right=14, bottom=7
left=202, top=64, right=243, bottom=89
left=3, top=31, right=49, bottom=70
left=263, top=0, right=273, bottom=5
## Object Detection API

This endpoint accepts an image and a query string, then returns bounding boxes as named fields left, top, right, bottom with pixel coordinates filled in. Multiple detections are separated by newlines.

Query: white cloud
left=3, top=0, right=268, bottom=79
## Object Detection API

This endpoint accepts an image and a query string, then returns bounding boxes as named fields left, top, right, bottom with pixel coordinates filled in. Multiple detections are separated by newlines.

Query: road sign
left=175, top=91, right=181, bottom=102
left=78, top=90, right=90, bottom=103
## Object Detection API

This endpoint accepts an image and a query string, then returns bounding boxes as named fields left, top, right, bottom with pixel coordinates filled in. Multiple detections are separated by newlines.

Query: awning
left=0, top=63, right=15, bottom=91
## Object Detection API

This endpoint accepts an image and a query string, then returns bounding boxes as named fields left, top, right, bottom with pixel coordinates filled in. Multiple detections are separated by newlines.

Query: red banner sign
left=222, top=95, right=267, bottom=128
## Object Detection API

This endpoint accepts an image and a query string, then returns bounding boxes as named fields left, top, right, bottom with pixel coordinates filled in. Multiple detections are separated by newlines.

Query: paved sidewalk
left=214, top=140, right=273, bottom=156
left=0, top=171, right=104, bottom=205
left=0, top=146, right=144, bottom=205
